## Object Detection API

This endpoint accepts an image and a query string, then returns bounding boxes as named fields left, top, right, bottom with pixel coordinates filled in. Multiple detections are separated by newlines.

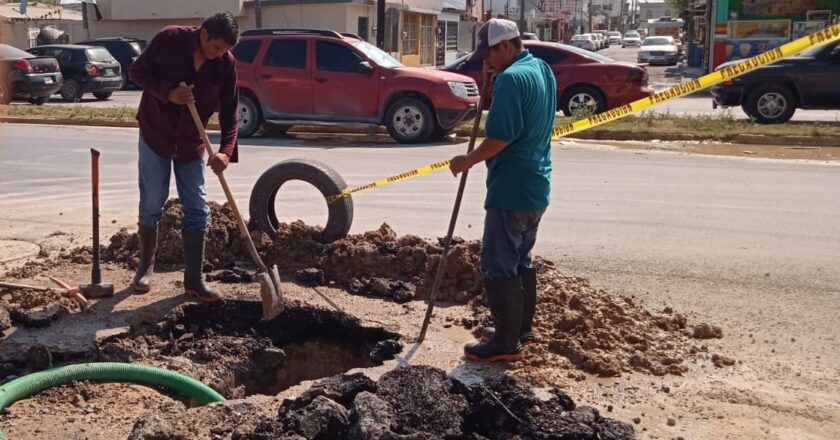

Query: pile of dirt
left=467, top=260, right=723, bottom=379
left=227, top=365, right=635, bottom=440
left=104, top=200, right=483, bottom=303
left=0, top=286, right=81, bottom=330
left=98, top=300, right=402, bottom=400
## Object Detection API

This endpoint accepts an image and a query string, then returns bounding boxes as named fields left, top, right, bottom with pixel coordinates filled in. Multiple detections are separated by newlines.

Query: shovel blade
left=258, top=268, right=284, bottom=321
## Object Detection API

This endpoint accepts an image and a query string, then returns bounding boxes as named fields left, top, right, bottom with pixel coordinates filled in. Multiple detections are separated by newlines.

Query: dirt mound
left=230, top=365, right=636, bottom=440
left=467, top=260, right=719, bottom=379
left=98, top=300, right=402, bottom=400
left=104, top=200, right=483, bottom=303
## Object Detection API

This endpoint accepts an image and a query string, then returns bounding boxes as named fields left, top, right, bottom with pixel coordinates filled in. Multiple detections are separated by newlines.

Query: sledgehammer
left=80, top=148, right=114, bottom=299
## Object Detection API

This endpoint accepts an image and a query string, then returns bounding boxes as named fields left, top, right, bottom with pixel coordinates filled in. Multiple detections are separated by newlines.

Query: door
left=357, top=17, right=369, bottom=42
left=802, top=43, right=840, bottom=107
left=255, top=39, right=312, bottom=116
left=312, top=40, right=379, bottom=119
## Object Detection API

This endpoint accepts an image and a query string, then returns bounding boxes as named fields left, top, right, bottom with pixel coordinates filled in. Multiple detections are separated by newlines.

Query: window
left=316, top=41, right=364, bottom=72
left=86, top=47, right=114, bottom=62
left=446, top=21, right=458, bottom=52
left=358, top=16, right=369, bottom=42
left=233, top=40, right=262, bottom=64
left=402, top=12, right=419, bottom=56
left=528, top=46, right=567, bottom=64
left=264, top=39, right=307, bottom=69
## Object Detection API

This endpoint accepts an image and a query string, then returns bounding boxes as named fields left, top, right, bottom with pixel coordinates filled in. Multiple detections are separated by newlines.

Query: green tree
left=665, top=0, right=692, bottom=15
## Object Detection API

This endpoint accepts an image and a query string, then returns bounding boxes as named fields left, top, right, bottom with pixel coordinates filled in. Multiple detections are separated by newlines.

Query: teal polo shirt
left=484, top=50, right=557, bottom=211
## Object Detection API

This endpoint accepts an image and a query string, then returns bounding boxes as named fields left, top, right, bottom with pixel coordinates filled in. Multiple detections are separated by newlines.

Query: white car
left=521, top=32, right=540, bottom=41
left=637, top=36, right=679, bottom=65
left=622, top=32, right=641, bottom=48
left=608, top=31, right=623, bottom=45
left=570, top=34, right=597, bottom=51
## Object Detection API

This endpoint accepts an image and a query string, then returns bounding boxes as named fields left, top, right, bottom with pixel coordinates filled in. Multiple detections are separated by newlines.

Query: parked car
left=570, top=34, right=598, bottom=51
left=593, top=30, right=611, bottom=48
left=622, top=32, right=642, bottom=48
left=592, top=33, right=606, bottom=50
left=77, top=37, right=145, bottom=89
left=442, top=41, right=651, bottom=116
left=608, top=31, right=623, bottom=45
left=0, top=43, right=63, bottom=105
left=26, top=45, right=122, bottom=101
left=711, top=41, right=840, bottom=124
left=521, top=32, right=540, bottom=41
left=637, top=36, right=679, bottom=65
left=233, top=29, right=479, bottom=143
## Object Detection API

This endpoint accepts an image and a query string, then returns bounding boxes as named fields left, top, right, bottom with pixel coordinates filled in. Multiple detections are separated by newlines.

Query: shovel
left=183, top=92, right=284, bottom=320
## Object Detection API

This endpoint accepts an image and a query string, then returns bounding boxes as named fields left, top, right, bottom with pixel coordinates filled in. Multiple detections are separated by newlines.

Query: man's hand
left=209, top=153, right=229, bottom=174
left=449, top=154, right=472, bottom=177
left=168, top=84, right=194, bottom=105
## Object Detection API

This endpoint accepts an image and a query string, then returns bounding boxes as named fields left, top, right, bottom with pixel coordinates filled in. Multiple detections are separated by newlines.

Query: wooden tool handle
left=184, top=95, right=269, bottom=274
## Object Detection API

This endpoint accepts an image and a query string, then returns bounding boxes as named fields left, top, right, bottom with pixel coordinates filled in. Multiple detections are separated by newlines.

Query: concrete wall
left=1, top=21, right=86, bottom=48
left=102, top=0, right=245, bottom=21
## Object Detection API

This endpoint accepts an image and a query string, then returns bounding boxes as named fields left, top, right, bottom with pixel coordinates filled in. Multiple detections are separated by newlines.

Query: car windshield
left=609, top=32, right=621, bottom=37
left=572, top=35, right=588, bottom=40
left=86, top=47, right=115, bottom=62
left=0, top=43, right=33, bottom=59
left=624, top=33, right=639, bottom=38
left=643, top=37, right=672, bottom=46
left=351, top=40, right=403, bottom=68
left=558, top=43, right=615, bottom=63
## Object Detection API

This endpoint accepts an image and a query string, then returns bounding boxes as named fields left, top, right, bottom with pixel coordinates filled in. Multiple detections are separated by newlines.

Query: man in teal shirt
left=450, top=19, right=557, bottom=362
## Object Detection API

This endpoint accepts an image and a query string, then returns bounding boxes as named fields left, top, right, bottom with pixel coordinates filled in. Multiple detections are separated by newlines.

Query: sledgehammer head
left=80, top=283, right=114, bottom=299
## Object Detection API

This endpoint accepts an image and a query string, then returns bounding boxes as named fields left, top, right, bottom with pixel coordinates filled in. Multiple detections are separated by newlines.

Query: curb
left=2, top=117, right=838, bottom=148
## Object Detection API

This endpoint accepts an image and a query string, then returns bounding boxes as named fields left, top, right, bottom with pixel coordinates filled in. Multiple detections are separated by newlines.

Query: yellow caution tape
left=326, top=24, right=840, bottom=203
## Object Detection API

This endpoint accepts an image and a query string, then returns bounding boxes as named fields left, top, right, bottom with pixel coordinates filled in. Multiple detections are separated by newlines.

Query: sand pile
left=104, top=200, right=484, bottom=303
left=464, top=259, right=724, bottom=379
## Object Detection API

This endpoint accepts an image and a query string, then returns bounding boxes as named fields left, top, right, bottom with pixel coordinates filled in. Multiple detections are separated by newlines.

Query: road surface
left=1, top=123, right=839, bottom=438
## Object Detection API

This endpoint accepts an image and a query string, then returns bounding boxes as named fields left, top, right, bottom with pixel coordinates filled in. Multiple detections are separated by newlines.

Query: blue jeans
left=137, top=134, right=209, bottom=231
left=481, top=207, right=545, bottom=280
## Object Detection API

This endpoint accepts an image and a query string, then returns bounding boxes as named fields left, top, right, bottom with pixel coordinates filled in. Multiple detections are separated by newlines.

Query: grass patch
left=0, top=105, right=220, bottom=125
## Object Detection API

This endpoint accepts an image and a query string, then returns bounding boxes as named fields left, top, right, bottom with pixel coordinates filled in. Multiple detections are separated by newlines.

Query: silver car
left=622, top=32, right=641, bottom=48
left=637, top=36, right=679, bottom=65
left=608, top=31, right=623, bottom=45
left=570, top=34, right=597, bottom=51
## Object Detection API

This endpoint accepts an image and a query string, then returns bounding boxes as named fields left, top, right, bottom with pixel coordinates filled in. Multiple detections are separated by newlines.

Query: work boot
left=131, top=225, right=157, bottom=294
left=182, top=230, right=222, bottom=303
left=464, top=277, right=524, bottom=362
left=478, top=267, right=538, bottom=346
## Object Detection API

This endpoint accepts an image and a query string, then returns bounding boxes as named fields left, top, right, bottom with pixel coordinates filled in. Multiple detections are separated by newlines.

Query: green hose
left=0, top=362, right=226, bottom=440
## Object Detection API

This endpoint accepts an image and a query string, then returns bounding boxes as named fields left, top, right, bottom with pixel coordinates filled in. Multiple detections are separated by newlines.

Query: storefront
left=710, top=0, right=840, bottom=69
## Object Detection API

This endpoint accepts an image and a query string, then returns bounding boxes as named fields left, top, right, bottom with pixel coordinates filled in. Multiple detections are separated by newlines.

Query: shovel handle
left=182, top=85, right=269, bottom=274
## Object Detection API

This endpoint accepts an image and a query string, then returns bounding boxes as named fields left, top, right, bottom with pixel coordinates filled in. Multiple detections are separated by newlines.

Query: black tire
left=560, top=85, right=606, bottom=117
left=249, top=159, right=353, bottom=244
left=385, top=97, right=434, bottom=144
left=742, top=84, right=796, bottom=124
left=60, top=79, right=83, bottom=102
left=93, top=91, right=113, bottom=100
left=28, top=97, right=49, bottom=105
left=238, top=94, right=262, bottom=138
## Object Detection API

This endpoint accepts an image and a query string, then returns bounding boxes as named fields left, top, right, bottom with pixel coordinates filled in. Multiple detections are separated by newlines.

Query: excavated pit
left=98, top=300, right=402, bottom=400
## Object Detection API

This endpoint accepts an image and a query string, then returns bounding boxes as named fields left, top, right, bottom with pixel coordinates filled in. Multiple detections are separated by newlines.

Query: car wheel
left=237, top=94, right=262, bottom=138
left=93, top=91, right=113, bottom=100
left=249, top=158, right=353, bottom=244
left=743, top=85, right=796, bottom=124
left=0, top=82, right=11, bottom=105
left=60, top=79, right=83, bottom=102
left=28, top=97, right=49, bottom=105
left=385, top=97, right=434, bottom=144
left=560, top=85, right=606, bottom=117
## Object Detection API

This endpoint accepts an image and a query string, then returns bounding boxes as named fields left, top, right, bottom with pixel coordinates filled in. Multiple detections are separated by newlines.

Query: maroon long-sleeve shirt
left=129, top=26, right=238, bottom=163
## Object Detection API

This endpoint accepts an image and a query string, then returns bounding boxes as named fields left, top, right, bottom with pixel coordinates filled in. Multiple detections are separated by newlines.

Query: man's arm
left=449, top=137, right=508, bottom=176
left=129, top=29, right=176, bottom=103
left=217, top=59, right=239, bottom=159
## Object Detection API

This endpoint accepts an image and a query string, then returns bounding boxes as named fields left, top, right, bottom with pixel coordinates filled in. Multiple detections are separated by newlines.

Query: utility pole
left=376, top=0, right=385, bottom=48
left=588, top=0, right=593, bottom=32
left=520, top=0, right=526, bottom=31
left=255, top=0, right=263, bottom=29
left=81, top=1, right=91, bottom=39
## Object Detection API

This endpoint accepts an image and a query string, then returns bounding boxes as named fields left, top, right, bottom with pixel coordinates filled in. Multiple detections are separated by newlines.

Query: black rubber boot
left=182, top=230, right=222, bottom=303
left=479, top=267, right=538, bottom=346
left=131, top=225, right=157, bottom=294
left=464, top=277, right=524, bottom=362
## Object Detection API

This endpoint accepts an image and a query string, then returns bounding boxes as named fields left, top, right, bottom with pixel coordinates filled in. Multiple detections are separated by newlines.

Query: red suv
left=442, top=41, right=651, bottom=116
left=233, top=29, right=480, bottom=143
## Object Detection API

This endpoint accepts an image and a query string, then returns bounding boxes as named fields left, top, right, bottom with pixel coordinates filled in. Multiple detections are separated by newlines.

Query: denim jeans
left=137, top=134, right=209, bottom=232
left=481, top=207, right=545, bottom=280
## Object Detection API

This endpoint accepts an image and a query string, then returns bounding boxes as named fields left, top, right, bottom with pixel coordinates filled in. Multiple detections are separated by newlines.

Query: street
left=1, top=124, right=839, bottom=437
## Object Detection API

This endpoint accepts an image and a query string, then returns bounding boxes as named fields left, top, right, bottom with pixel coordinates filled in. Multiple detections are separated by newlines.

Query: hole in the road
left=273, top=180, right=329, bottom=228
left=98, top=300, right=402, bottom=400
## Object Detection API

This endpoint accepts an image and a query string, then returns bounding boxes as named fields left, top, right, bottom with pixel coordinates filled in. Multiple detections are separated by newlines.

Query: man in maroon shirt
left=128, top=12, right=239, bottom=302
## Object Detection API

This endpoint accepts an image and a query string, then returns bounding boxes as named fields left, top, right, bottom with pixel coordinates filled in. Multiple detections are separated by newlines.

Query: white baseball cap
left=468, top=18, right=520, bottom=62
